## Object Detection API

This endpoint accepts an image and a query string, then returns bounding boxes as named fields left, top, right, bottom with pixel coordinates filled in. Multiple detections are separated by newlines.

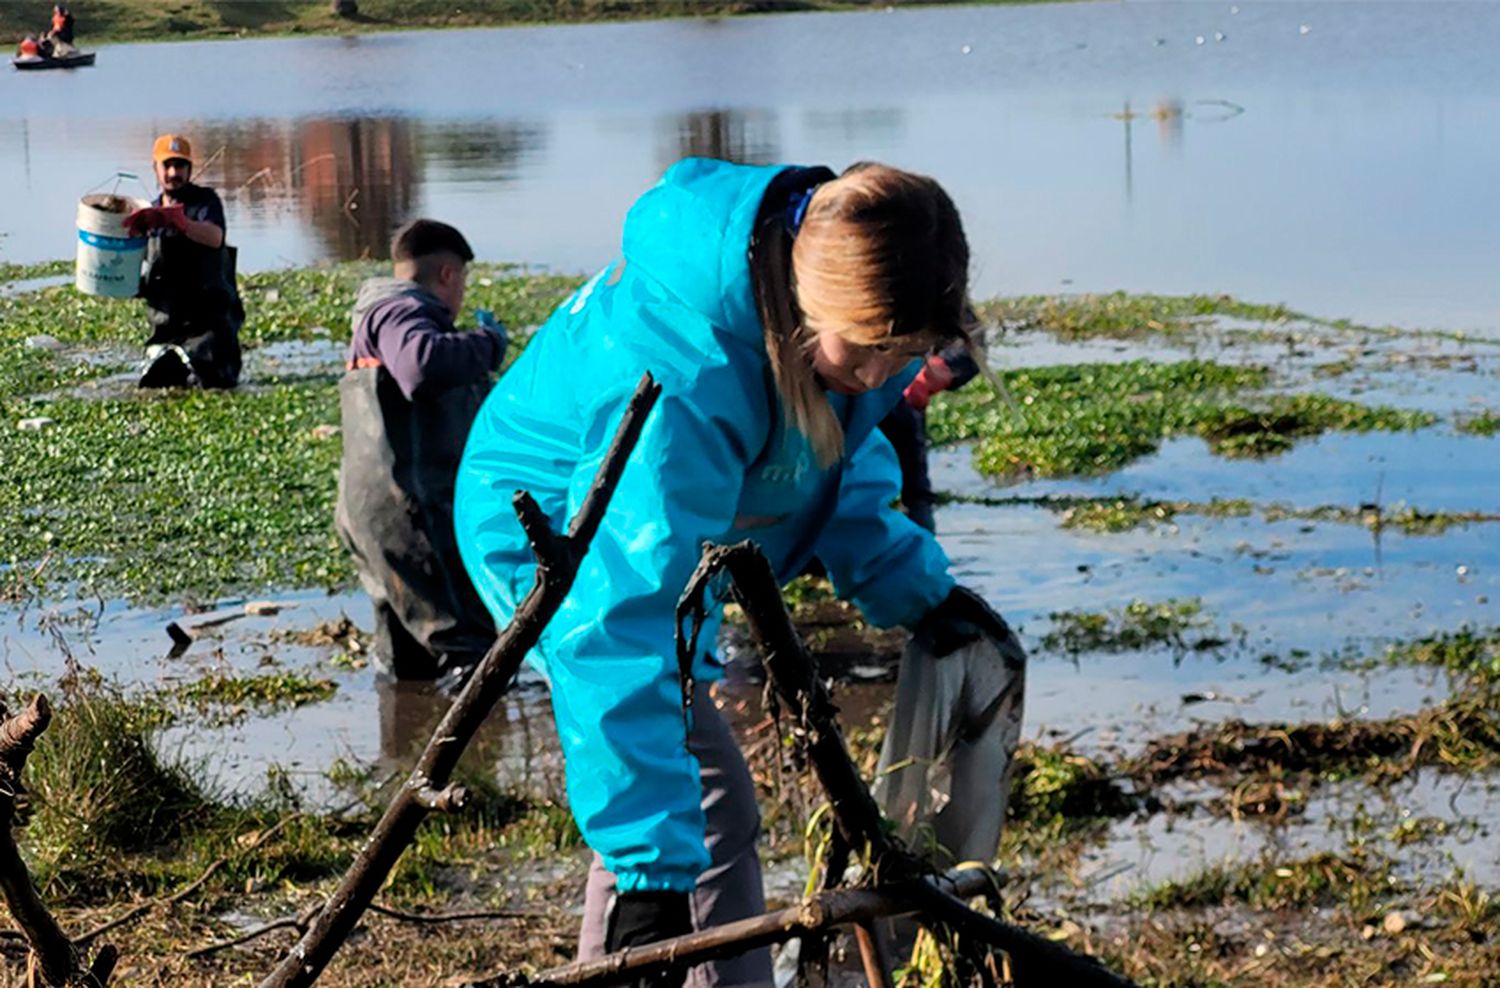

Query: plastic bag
left=872, top=626, right=1027, bottom=864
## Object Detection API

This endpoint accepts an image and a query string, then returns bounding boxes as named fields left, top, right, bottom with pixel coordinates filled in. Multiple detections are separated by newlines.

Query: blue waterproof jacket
left=454, top=158, right=955, bottom=893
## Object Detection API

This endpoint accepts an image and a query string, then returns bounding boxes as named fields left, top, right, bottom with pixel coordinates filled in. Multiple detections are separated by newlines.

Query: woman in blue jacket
left=455, top=158, right=1009, bottom=985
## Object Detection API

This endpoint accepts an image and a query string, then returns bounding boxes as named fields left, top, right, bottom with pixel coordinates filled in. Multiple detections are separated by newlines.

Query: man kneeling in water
left=126, top=133, right=245, bottom=389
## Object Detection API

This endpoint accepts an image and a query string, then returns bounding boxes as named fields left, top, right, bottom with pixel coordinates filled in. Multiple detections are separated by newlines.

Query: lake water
left=3, top=1, right=1500, bottom=333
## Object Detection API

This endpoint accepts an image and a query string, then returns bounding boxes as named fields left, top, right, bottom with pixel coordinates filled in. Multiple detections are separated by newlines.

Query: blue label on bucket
left=78, top=229, right=147, bottom=251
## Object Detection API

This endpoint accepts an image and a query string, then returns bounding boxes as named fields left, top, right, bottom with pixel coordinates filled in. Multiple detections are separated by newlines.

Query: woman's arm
left=812, top=427, right=955, bottom=628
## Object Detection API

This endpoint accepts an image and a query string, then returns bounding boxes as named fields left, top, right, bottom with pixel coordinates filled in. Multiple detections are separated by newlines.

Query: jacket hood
left=351, top=277, right=447, bottom=329
left=620, top=158, right=800, bottom=343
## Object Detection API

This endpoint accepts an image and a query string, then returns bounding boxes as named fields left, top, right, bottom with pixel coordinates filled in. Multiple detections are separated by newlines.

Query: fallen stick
left=258, top=373, right=661, bottom=988
left=0, top=695, right=118, bottom=987
left=191, top=903, right=540, bottom=960
left=78, top=813, right=303, bottom=944
left=463, top=868, right=1000, bottom=987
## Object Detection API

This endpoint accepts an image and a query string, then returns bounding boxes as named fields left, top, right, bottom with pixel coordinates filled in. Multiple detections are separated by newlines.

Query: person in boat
left=336, top=219, right=507, bottom=685
left=453, top=157, right=1017, bottom=985
left=124, top=134, right=244, bottom=389
left=17, top=35, right=41, bottom=58
left=43, top=4, right=75, bottom=52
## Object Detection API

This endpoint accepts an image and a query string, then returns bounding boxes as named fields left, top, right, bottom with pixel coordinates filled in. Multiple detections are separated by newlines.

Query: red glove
left=161, top=206, right=191, bottom=234
left=122, top=206, right=189, bottom=236
left=122, top=208, right=157, bottom=237
left=903, top=355, right=955, bottom=411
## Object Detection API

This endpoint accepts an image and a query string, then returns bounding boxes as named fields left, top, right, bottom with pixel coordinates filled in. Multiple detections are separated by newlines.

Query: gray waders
left=335, top=366, right=497, bottom=680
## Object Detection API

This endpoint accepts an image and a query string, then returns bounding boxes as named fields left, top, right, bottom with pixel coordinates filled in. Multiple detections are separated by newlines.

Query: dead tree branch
left=258, top=373, right=662, bottom=988
left=78, top=813, right=302, bottom=945
left=192, top=901, right=541, bottom=961
left=0, top=695, right=117, bottom=986
left=462, top=868, right=997, bottom=988
left=677, top=541, right=1139, bottom=988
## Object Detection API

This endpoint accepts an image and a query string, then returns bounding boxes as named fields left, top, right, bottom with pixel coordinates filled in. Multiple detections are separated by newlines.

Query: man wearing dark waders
left=126, top=134, right=245, bottom=389
left=335, top=220, right=507, bottom=683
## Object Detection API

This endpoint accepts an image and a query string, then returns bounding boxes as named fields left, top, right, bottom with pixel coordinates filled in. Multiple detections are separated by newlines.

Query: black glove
left=605, top=890, right=693, bottom=987
left=915, top=585, right=1011, bottom=658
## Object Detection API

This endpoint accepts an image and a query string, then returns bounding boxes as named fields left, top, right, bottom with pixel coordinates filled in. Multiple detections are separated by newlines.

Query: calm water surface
left=3, top=1, right=1499, bottom=332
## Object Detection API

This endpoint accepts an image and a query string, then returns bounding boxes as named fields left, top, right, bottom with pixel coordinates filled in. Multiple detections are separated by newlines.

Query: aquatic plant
left=1041, top=598, right=1218, bottom=655
left=176, top=669, right=338, bottom=712
left=1455, top=409, right=1500, bottom=437
left=1195, top=393, right=1435, bottom=457
left=928, top=358, right=1433, bottom=479
left=1378, top=627, right=1500, bottom=685
left=1132, top=851, right=1388, bottom=912
left=0, top=264, right=578, bottom=601
left=1007, top=743, right=1140, bottom=826
left=982, top=292, right=1299, bottom=341
left=1127, top=691, right=1500, bottom=786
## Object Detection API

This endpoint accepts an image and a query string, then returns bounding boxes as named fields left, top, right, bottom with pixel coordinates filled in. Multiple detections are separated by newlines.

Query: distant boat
left=12, top=50, right=96, bottom=71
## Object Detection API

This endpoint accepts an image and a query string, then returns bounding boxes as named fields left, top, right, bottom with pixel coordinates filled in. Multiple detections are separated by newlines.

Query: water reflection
left=661, top=107, right=779, bottom=170
left=375, top=678, right=564, bottom=793
left=190, top=116, right=543, bottom=260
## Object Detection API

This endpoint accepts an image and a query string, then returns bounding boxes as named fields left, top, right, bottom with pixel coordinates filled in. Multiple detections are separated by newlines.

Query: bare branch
left=257, top=373, right=661, bottom=988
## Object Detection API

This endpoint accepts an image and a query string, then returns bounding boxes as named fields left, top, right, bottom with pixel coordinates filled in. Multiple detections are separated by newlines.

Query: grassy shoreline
left=1, top=0, right=1056, bottom=46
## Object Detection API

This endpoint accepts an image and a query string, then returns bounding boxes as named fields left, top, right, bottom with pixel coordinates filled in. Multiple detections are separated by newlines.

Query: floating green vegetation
left=981, top=292, right=1299, bottom=341
left=1378, top=627, right=1500, bottom=685
left=1455, top=409, right=1500, bottom=436
left=1132, top=851, right=1389, bottom=913
left=1195, top=393, right=1435, bottom=457
left=1059, top=496, right=1253, bottom=533
left=1041, top=598, right=1230, bottom=655
left=1056, top=494, right=1497, bottom=536
left=0, top=263, right=581, bottom=602
left=237, top=262, right=578, bottom=349
left=0, top=382, right=346, bottom=601
left=926, top=359, right=1432, bottom=479
left=176, top=669, right=338, bottom=712
left=0, top=259, right=71, bottom=284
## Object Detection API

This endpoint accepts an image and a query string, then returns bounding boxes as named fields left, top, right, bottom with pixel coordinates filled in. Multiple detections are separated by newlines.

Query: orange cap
left=152, top=134, right=194, bottom=166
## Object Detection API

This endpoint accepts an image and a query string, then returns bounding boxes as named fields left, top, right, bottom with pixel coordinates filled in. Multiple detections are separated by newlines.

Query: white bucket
left=75, top=193, right=149, bottom=298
